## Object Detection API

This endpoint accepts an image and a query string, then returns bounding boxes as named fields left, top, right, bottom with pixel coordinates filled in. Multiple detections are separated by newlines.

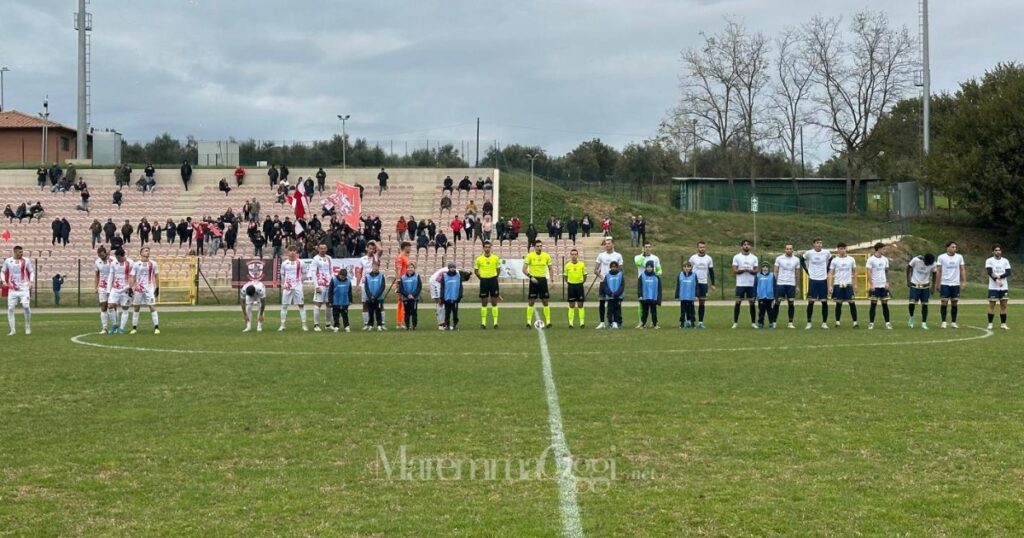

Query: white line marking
left=536, top=325, right=585, bottom=538
left=69, top=333, right=531, bottom=357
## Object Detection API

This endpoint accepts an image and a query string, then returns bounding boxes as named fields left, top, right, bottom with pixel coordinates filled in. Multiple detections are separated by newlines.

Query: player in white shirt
left=309, top=244, right=334, bottom=331
left=802, top=238, right=831, bottom=329
left=688, top=241, right=716, bottom=328
left=935, top=241, right=966, bottom=328
left=279, top=246, right=308, bottom=331
left=128, top=247, right=161, bottom=334
left=594, top=238, right=624, bottom=329
left=358, top=241, right=382, bottom=327
left=828, top=243, right=858, bottom=328
left=240, top=280, right=267, bottom=332
left=105, top=249, right=135, bottom=334
left=731, top=239, right=758, bottom=329
left=633, top=241, right=662, bottom=328
left=773, top=244, right=801, bottom=328
left=864, top=242, right=893, bottom=330
left=2, top=246, right=35, bottom=336
left=429, top=266, right=448, bottom=329
left=985, top=244, right=1012, bottom=330
left=905, top=252, right=936, bottom=330
left=93, top=246, right=115, bottom=333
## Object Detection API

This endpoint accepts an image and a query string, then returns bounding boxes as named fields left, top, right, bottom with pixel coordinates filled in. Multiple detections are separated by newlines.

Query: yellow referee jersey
left=564, top=261, right=586, bottom=284
left=474, top=254, right=501, bottom=279
left=523, top=251, right=552, bottom=278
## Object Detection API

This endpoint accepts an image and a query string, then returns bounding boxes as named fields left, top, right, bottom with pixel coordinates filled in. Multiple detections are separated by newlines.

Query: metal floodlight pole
left=526, top=153, right=538, bottom=224
left=39, top=96, right=50, bottom=165
left=0, top=67, right=9, bottom=112
left=921, top=0, right=934, bottom=210
left=337, top=114, right=350, bottom=172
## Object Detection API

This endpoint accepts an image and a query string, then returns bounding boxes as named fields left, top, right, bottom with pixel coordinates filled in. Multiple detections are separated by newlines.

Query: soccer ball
left=533, top=319, right=546, bottom=330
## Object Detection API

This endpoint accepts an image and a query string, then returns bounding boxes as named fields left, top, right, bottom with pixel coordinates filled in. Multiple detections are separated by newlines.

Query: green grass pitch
left=1, top=304, right=1022, bottom=536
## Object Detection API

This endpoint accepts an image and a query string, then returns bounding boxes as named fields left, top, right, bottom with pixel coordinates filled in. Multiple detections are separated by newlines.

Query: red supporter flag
left=324, top=182, right=361, bottom=229
left=287, top=191, right=308, bottom=220
left=0, top=229, right=10, bottom=242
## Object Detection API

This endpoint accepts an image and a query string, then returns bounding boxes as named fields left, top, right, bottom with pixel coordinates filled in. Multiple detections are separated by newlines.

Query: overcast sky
left=1, top=0, right=1020, bottom=162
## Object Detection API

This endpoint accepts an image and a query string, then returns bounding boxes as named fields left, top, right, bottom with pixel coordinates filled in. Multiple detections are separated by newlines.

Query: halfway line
left=536, top=324, right=585, bottom=538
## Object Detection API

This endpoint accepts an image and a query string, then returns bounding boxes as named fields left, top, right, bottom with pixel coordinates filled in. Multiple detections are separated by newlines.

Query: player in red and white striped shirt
left=2, top=246, right=35, bottom=336
left=128, top=247, right=160, bottom=334
left=107, top=249, right=134, bottom=334
left=279, top=246, right=308, bottom=331
left=310, top=243, right=333, bottom=331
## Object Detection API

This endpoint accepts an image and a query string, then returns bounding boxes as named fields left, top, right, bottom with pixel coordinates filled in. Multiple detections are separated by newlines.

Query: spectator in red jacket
left=450, top=217, right=464, bottom=243
left=234, top=166, right=246, bottom=186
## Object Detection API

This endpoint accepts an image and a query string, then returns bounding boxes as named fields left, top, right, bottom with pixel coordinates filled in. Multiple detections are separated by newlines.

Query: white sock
left=245, top=304, right=253, bottom=324
left=107, top=310, right=117, bottom=328
left=280, top=305, right=289, bottom=324
left=23, top=307, right=30, bottom=331
left=100, top=311, right=108, bottom=329
left=119, top=310, right=130, bottom=329
left=298, top=307, right=307, bottom=325
left=132, top=310, right=140, bottom=328
left=8, top=307, right=15, bottom=332
left=313, top=307, right=320, bottom=326
left=151, top=311, right=159, bottom=327
left=362, top=308, right=369, bottom=325
left=436, top=303, right=444, bottom=324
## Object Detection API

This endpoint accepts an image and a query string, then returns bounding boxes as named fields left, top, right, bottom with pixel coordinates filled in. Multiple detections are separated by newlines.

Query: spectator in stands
left=440, top=194, right=452, bottom=215
left=601, top=216, right=612, bottom=237
left=122, top=220, right=134, bottom=244
left=73, top=177, right=87, bottom=192
left=435, top=231, right=449, bottom=254
left=495, top=218, right=506, bottom=246
left=458, top=176, right=472, bottom=192
left=52, top=177, right=70, bottom=193
left=139, top=218, right=151, bottom=246
left=144, top=163, right=156, bottom=182
left=566, top=216, right=578, bottom=245
left=271, top=225, right=284, bottom=258
left=450, top=216, right=463, bottom=243
left=165, top=219, right=177, bottom=244
left=178, top=218, right=192, bottom=247
left=194, top=219, right=206, bottom=255
left=208, top=221, right=223, bottom=256
left=426, top=219, right=437, bottom=241
left=316, top=167, right=327, bottom=193
left=442, top=175, right=454, bottom=195
left=153, top=219, right=163, bottom=244
left=252, top=230, right=266, bottom=257
left=36, top=166, right=47, bottom=189
left=234, top=165, right=246, bottom=186
left=111, top=187, right=124, bottom=208
left=466, top=200, right=477, bottom=214
left=177, top=160, right=192, bottom=191
left=637, top=215, right=647, bottom=244
left=303, top=177, right=315, bottom=203
left=135, top=175, right=148, bottom=192
left=377, top=168, right=389, bottom=195
left=511, top=216, right=522, bottom=237
left=355, top=183, right=364, bottom=199
left=268, top=164, right=279, bottom=187
left=103, top=219, right=117, bottom=243
left=52, top=274, right=64, bottom=306
left=282, top=217, right=294, bottom=238
left=111, top=234, right=124, bottom=251
left=280, top=164, right=290, bottom=184
left=66, top=163, right=77, bottom=183
left=28, top=202, right=44, bottom=222
left=242, top=200, right=251, bottom=222
left=90, top=219, right=102, bottom=248
left=482, top=200, right=493, bottom=216
left=219, top=177, right=232, bottom=196
left=262, top=216, right=274, bottom=240
left=407, top=216, right=418, bottom=239
left=581, top=213, right=592, bottom=237
left=416, top=233, right=429, bottom=255
left=475, top=177, right=484, bottom=190
left=225, top=221, right=238, bottom=253
left=483, top=177, right=493, bottom=190
left=48, top=162, right=62, bottom=185
left=396, top=216, right=407, bottom=242
left=78, top=187, right=91, bottom=213
left=526, top=223, right=538, bottom=247
left=251, top=198, right=261, bottom=222
left=51, top=218, right=62, bottom=245
left=60, top=217, right=70, bottom=246
left=3, top=205, right=14, bottom=223
left=275, top=183, right=288, bottom=205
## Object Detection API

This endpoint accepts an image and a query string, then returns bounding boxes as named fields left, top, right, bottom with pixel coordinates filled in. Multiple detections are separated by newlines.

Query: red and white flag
left=0, top=229, right=11, bottom=242
left=324, top=182, right=361, bottom=229
left=286, top=191, right=308, bottom=220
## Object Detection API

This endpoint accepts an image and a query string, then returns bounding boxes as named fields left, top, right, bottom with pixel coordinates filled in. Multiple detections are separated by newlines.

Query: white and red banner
left=321, top=182, right=361, bottom=229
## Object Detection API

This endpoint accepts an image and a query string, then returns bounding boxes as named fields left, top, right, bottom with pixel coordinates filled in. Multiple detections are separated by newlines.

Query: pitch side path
left=2, top=306, right=1023, bottom=535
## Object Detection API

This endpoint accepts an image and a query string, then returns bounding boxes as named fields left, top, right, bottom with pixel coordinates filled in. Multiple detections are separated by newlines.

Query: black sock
left=922, top=304, right=929, bottom=322
left=988, top=313, right=995, bottom=323
left=788, top=302, right=795, bottom=322
left=698, top=302, right=705, bottom=322
left=951, top=304, right=958, bottom=322
left=835, top=303, right=842, bottom=321
left=870, top=302, right=877, bottom=323
left=599, top=300, right=606, bottom=322
left=850, top=303, right=858, bottom=322
left=822, top=302, right=829, bottom=322
left=749, top=302, right=756, bottom=323
left=733, top=302, right=741, bottom=323
left=806, top=302, right=814, bottom=322
left=1001, top=313, right=1007, bottom=324
left=909, top=303, right=917, bottom=317
left=940, top=304, right=948, bottom=321
left=882, top=303, right=890, bottom=322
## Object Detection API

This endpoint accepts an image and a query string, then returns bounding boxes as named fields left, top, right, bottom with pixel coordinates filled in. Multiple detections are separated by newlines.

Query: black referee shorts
left=528, top=277, right=550, bottom=300
left=479, top=276, right=500, bottom=298
left=567, top=283, right=585, bottom=303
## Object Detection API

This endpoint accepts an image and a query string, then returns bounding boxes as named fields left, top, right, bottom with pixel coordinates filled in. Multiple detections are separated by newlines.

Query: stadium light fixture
left=337, top=114, right=350, bottom=172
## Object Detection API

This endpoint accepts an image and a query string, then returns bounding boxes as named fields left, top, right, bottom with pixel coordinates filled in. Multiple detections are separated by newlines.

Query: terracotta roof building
left=0, top=110, right=91, bottom=166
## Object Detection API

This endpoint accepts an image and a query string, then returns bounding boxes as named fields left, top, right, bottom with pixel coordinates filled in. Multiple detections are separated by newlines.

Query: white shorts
left=132, top=288, right=157, bottom=306
left=282, top=288, right=305, bottom=306
left=107, top=290, right=131, bottom=307
left=313, top=286, right=329, bottom=303
left=98, top=290, right=109, bottom=304
left=429, top=281, right=442, bottom=300
left=7, top=290, right=30, bottom=308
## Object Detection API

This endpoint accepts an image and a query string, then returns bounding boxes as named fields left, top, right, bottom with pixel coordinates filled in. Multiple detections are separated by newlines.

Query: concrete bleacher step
left=171, top=190, right=204, bottom=220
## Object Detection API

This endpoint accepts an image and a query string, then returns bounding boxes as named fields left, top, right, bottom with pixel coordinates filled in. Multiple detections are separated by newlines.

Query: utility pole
left=337, top=114, right=350, bottom=172
left=0, top=67, right=9, bottom=112
left=526, top=153, right=539, bottom=224
left=475, top=117, right=480, bottom=167
left=920, top=0, right=934, bottom=210
left=75, top=0, right=92, bottom=160
left=39, top=96, right=50, bottom=164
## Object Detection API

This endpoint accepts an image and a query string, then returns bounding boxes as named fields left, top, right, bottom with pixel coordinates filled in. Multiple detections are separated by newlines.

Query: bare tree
left=805, top=10, right=916, bottom=212
left=731, top=21, right=771, bottom=188
left=770, top=26, right=818, bottom=209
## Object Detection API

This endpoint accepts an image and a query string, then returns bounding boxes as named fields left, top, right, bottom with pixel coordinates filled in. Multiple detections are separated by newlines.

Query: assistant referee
left=474, top=241, right=501, bottom=329
left=523, top=240, right=553, bottom=328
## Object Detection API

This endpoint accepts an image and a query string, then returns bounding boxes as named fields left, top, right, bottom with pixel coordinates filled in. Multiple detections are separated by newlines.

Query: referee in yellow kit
left=522, top=239, right=553, bottom=328
left=474, top=240, right=502, bottom=329
left=564, top=248, right=588, bottom=328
